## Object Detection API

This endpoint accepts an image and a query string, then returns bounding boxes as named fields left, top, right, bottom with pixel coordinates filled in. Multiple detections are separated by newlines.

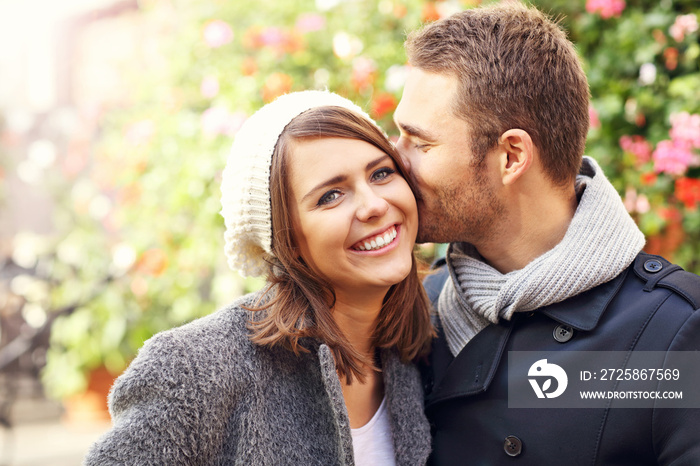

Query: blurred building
left=0, top=1, right=140, bottom=464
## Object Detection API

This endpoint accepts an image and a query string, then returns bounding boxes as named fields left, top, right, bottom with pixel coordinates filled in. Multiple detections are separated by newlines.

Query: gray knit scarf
left=437, top=156, right=646, bottom=356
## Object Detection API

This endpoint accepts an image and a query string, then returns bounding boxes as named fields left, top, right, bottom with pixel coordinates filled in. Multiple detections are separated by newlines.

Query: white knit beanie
left=220, top=90, right=377, bottom=277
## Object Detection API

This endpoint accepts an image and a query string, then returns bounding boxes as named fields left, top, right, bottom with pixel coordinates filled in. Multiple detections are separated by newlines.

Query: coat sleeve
left=654, top=308, right=700, bottom=466
left=83, top=320, right=247, bottom=466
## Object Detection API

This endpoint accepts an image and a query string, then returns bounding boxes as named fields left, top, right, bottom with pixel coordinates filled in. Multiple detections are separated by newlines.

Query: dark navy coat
left=422, top=253, right=700, bottom=465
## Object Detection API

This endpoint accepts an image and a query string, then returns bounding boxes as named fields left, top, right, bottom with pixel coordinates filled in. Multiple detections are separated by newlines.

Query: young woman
left=85, top=91, right=434, bottom=465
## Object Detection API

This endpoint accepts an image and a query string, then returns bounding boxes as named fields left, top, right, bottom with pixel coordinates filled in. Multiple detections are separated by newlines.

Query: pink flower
left=296, top=13, right=325, bottom=33
left=586, top=0, right=625, bottom=19
left=588, top=104, right=601, bottom=130
left=201, top=107, right=247, bottom=137
left=351, top=57, right=377, bottom=91
left=669, top=14, right=698, bottom=42
left=652, top=139, right=694, bottom=175
left=125, top=120, right=155, bottom=146
left=259, top=27, right=286, bottom=47
left=669, top=112, right=700, bottom=149
left=619, top=135, right=652, bottom=164
left=200, top=76, right=219, bottom=99
left=203, top=20, right=233, bottom=48
left=623, top=187, right=650, bottom=214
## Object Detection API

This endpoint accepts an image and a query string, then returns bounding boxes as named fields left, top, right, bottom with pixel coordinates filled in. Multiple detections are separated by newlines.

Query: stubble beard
left=415, top=169, right=504, bottom=246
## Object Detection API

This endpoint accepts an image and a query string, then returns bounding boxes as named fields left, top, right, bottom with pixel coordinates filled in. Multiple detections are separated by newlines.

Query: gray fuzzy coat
left=84, top=293, right=432, bottom=465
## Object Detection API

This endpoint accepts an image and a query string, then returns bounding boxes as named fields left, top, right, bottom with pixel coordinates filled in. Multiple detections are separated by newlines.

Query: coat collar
left=317, top=344, right=354, bottom=465
left=316, top=345, right=432, bottom=465
left=426, top=267, right=629, bottom=409
left=381, top=350, right=433, bottom=465
left=540, top=266, right=628, bottom=331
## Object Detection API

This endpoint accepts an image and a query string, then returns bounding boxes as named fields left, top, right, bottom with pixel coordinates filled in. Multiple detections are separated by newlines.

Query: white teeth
left=353, top=226, right=398, bottom=251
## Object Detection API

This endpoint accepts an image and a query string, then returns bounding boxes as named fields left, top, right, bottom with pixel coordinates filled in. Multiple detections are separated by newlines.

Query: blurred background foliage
left=1, top=0, right=698, bottom=399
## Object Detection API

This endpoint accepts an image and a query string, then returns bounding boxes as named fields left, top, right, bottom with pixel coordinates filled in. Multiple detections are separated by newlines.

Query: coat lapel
left=317, top=345, right=432, bottom=466
left=382, top=350, right=432, bottom=466
left=317, top=344, right=354, bottom=465
left=426, top=320, right=513, bottom=410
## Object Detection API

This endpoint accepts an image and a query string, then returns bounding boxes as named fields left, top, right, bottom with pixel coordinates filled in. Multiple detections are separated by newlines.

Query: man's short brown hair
left=405, top=2, right=589, bottom=185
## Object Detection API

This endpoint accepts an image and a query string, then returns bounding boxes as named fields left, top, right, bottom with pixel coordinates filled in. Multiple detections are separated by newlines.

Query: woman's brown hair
left=247, top=106, right=434, bottom=384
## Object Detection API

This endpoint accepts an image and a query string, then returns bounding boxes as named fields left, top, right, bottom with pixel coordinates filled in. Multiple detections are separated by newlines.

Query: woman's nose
left=356, top=189, right=390, bottom=222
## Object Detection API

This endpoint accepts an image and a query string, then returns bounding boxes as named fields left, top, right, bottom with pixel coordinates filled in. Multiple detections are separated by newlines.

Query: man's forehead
left=395, top=70, right=461, bottom=138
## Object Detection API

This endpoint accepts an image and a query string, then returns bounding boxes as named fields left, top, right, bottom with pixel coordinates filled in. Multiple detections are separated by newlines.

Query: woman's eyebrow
left=300, top=154, right=391, bottom=203
left=301, top=174, right=347, bottom=204
left=365, top=154, right=391, bottom=171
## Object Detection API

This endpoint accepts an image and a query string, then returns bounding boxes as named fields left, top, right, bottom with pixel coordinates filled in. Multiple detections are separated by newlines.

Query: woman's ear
left=497, top=129, right=534, bottom=186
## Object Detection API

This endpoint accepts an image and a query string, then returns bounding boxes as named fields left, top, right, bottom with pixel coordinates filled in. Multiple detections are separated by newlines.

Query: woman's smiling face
left=288, top=137, right=418, bottom=298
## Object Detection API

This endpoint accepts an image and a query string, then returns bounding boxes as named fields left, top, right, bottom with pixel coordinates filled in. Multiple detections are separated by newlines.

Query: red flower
left=243, top=26, right=303, bottom=56
left=657, top=206, right=683, bottom=222
left=675, top=177, right=700, bottom=210
left=652, top=29, right=667, bottom=45
left=422, top=3, right=440, bottom=23
left=241, top=57, right=258, bottom=76
left=664, top=47, right=679, bottom=71
left=262, top=73, right=293, bottom=103
left=393, top=4, right=407, bottom=18
left=351, top=57, right=377, bottom=92
left=640, top=172, right=657, bottom=186
left=371, top=93, right=398, bottom=120
left=136, top=248, right=169, bottom=276
left=243, top=26, right=264, bottom=49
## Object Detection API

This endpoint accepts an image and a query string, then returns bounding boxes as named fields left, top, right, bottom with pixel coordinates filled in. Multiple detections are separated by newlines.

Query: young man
left=394, top=3, right=700, bottom=465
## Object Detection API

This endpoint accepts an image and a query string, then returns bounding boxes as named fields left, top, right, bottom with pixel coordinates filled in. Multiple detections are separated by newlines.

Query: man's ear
left=497, top=129, right=534, bottom=186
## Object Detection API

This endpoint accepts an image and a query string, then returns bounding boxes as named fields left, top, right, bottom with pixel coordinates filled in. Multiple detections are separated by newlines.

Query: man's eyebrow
left=394, top=121, right=438, bottom=142
left=300, top=154, right=391, bottom=204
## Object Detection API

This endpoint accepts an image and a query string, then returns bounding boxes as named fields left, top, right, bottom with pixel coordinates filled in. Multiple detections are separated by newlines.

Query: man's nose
left=395, top=137, right=413, bottom=173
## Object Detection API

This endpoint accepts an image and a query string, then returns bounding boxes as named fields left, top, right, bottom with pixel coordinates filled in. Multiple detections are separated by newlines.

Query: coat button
left=644, top=259, right=663, bottom=273
left=504, top=435, right=522, bottom=457
left=553, top=324, right=574, bottom=343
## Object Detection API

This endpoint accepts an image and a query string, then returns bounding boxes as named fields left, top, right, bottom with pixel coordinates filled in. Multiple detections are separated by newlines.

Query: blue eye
left=371, top=167, right=396, bottom=182
left=318, top=190, right=341, bottom=206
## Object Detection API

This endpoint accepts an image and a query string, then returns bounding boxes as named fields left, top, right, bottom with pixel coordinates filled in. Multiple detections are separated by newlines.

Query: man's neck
left=477, top=184, right=578, bottom=274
